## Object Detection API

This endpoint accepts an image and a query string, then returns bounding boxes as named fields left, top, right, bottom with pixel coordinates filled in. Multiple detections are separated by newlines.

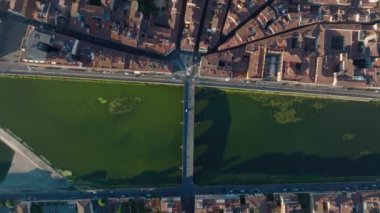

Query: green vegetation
left=245, top=92, right=329, bottom=124
left=0, top=77, right=183, bottom=187
left=58, top=169, right=73, bottom=177
left=195, top=88, right=380, bottom=185
left=5, top=200, right=15, bottom=209
left=98, top=199, right=107, bottom=207
left=0, top=142, right=14, bottom=183
left=98, top=95, right=144, bottom=116
left=97, top=97, right=108, bottom=105
left=107, top=96, right=143, bottom=115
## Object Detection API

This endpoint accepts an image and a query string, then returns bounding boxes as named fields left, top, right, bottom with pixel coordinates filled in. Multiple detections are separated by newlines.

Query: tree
left=5, top=200, right=15, bottom=209
left=98, top=198, right=107, bottom=207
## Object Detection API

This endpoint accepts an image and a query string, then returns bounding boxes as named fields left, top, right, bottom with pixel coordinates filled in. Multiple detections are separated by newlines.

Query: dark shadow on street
left=80, top=166, right=181, bottom=187
left=0, top=16, right=27, bottom=60
left=0, top=168, right=67, bottom=190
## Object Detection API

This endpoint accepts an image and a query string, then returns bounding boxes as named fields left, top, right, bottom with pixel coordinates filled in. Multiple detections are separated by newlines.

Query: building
left=76, top=200, right=93, bottom=213
left=20, top=25, right=126, bottom=70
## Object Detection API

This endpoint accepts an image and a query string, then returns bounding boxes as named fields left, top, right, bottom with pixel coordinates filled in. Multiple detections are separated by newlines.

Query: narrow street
left=194, top=0, right=209, bottom=52
left=176, top=0, right=188, bottom=49
left=211, top=0, right=275, bottom=51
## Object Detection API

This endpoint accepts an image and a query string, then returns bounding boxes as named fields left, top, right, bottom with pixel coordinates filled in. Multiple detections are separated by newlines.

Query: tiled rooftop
left=8, top=0, right=380, bottom=89
left=180, top=0, right=206, bottom=52
left=198, top=0, right=229, bottom=52
left=222, top=0, right=267, bottom=35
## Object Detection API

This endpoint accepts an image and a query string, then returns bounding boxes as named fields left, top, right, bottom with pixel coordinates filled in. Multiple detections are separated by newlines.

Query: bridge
left=0, top=128, right=62, bottom=179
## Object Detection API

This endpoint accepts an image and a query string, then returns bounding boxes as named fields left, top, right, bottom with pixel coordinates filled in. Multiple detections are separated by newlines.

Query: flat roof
left=23, top=30, right=53, bottom=61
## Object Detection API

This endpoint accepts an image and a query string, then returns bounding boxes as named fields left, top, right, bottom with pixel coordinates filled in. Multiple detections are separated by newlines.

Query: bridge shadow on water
left=224, top=152, right=380, bottom=183
left=80, top=167, right=181, bottom=187
left=193, top=88, right=380, bottom=185
left=193, top=88, right=232, bottom=184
